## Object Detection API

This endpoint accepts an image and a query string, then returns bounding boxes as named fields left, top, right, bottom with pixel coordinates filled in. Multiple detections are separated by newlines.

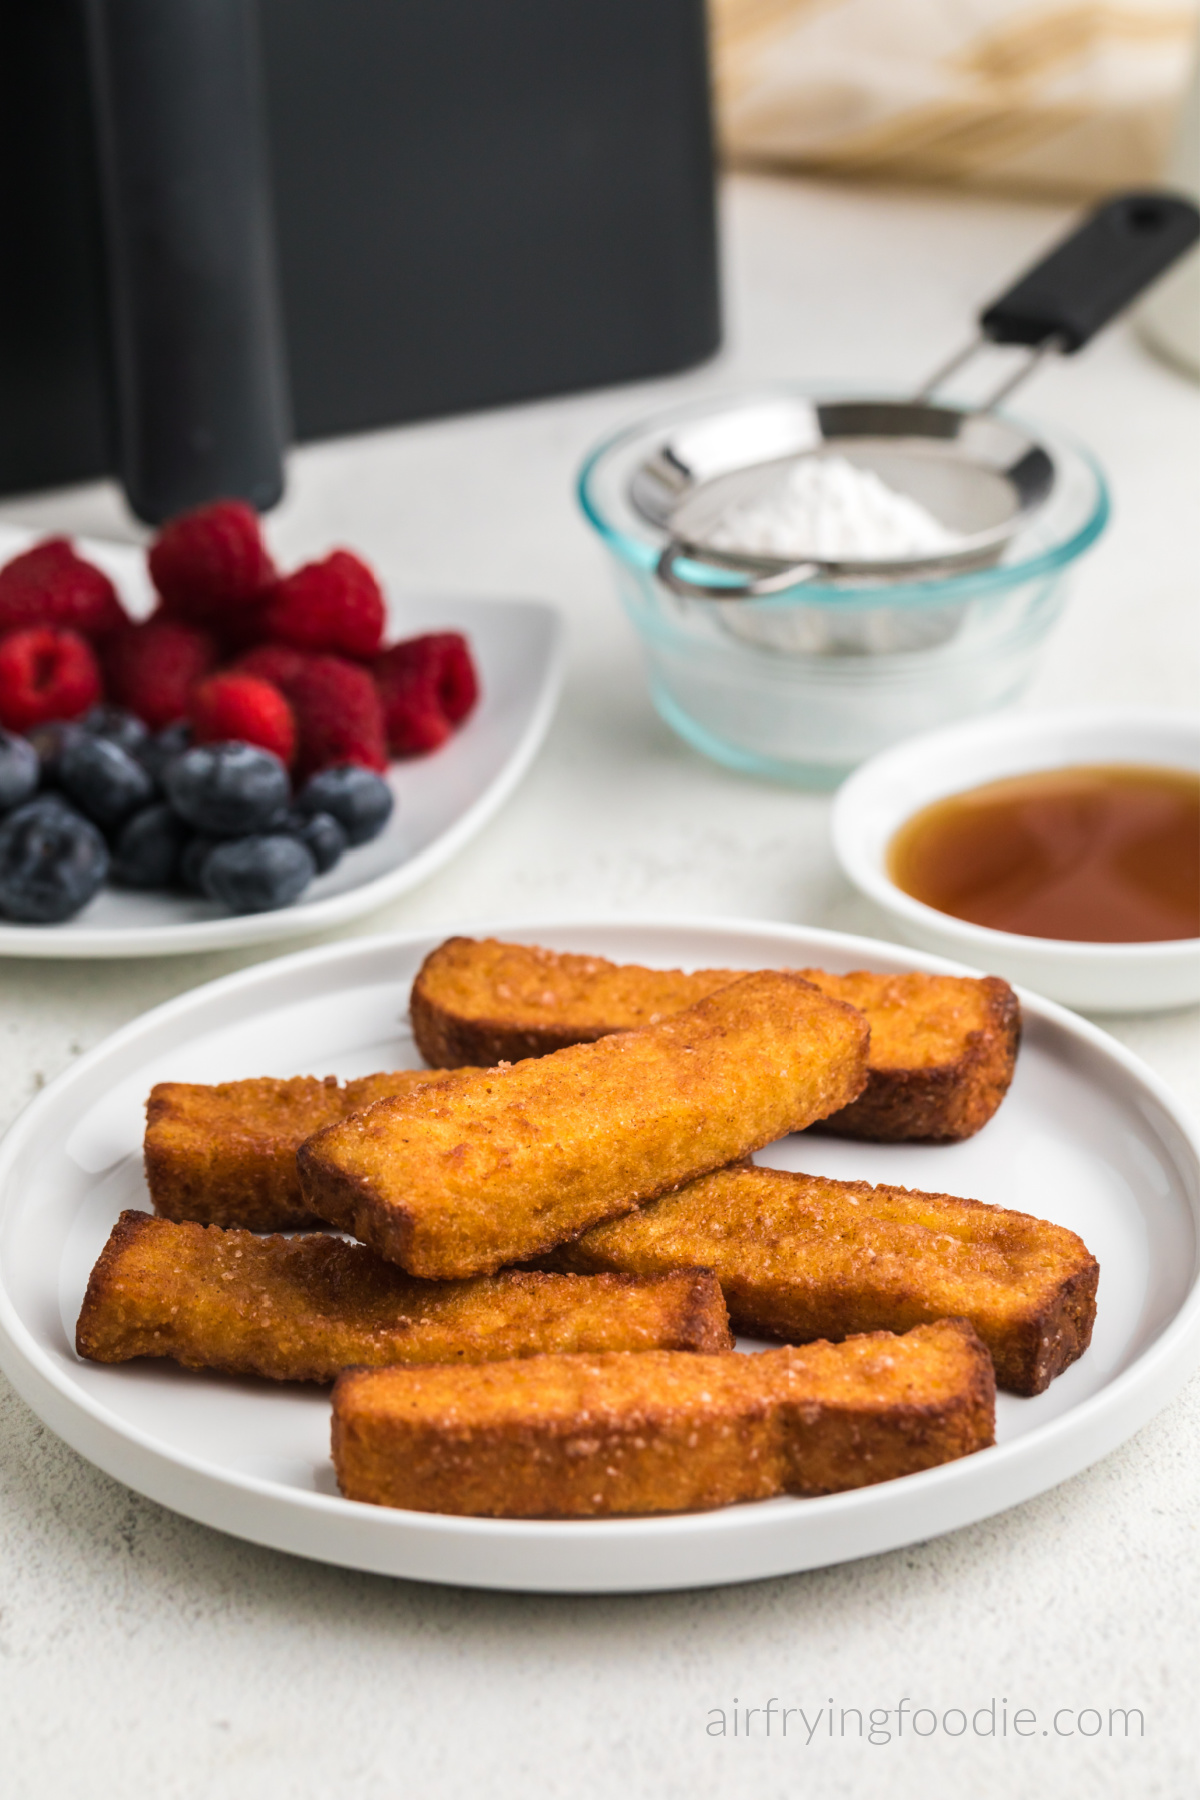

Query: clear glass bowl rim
left=576, top=384, right=1111, bottom=611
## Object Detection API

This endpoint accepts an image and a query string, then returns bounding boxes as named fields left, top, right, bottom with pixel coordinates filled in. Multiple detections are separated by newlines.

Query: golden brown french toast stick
left=299, top=972, right=869, bottom=1279
left=549, top=1163, right=1097, bottom=1395
left=76, top=1211, right=732, bottom=1382
left=332, top=1320, right=995, bottom=1516
left=410, top=937, right=737, bottom=1063
left=802, top=969, right=1019, bottom=1143
left=410, top=937, right=1020, bottom=1142
left=144, top=1070, right=463, bottom=1231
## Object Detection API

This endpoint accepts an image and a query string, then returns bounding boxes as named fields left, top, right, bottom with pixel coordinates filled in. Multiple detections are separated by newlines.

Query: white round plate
left=0, top=918, right=1197, bottom=1593
left=0, top=525, right=564, bottom=956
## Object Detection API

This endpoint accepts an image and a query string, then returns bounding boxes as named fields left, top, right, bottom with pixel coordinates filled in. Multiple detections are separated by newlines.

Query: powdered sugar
left=705, top=454, right=959, bottom=564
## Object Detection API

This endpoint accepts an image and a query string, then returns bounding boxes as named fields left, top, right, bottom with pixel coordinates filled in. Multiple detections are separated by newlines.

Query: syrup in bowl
left=887, top=764, right=1200, bottom=944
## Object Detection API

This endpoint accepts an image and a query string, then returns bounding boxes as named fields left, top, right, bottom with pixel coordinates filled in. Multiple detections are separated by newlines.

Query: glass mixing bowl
left=577, top=387, right=1109, bottom=785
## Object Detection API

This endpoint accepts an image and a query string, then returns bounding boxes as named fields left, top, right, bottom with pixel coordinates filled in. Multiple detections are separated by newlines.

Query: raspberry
left=237, top=642, right=388, bottom=775
left=285, top=654, right=388, bottom=778
left=0, top=627, right=103, bottom=733
left=376, top=679, right=449, bottom=755
left=235, top=645, right=386, bottom=776
left=149, top=501, right=276, bottom=628
left=190, top=672, right=296, bottom=767
left=234, top=642, right=311, bottom=690
left=374, top=632, right=479, bottom=755
left=102, top=614, right=217, bottom=731
left=260, top=550, right=386, bottom=659
left=426, top=634, right=478, bottom=725
left=0, top=538, right=129, bottom=641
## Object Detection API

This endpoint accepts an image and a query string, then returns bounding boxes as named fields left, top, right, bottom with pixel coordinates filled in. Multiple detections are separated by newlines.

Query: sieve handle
left=979, top=191, right=1200, bottom=353
left=656, top=542, right=819, bottom=600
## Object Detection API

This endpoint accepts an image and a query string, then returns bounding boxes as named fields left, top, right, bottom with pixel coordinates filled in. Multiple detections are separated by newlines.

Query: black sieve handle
left=979, top=191, right=1200, bottom=353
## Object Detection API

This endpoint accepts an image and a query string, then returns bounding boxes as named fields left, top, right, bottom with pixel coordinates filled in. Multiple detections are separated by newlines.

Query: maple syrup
left=888, top=764, right=1200, bottom=943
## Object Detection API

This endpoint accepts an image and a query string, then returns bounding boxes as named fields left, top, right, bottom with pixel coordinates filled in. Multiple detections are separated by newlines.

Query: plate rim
left=1, top=914, right=1198, bottom=1593
left=0, top=596, right=566, bottom=959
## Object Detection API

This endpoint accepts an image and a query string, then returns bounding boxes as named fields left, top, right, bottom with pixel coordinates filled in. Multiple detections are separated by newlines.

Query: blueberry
left=59, top=733, right=155, bottom=829
left=0, top=797, right=108, bottom=923
left=83, top=704, right=148, bottom=755
left=202, top=834, right=316, bottom=913
left=111, top=803, right=189, bottom=889
left=297, top=764, right=394, bottom=846
left=136, top=720, right=192, bottom=787
left=179, top=834, right=220, bottom=895
left=26, top=719, right=85, bottom=787
left=165, top=742, right=290, bottom=836
left=0, top=731, right=39, bottom=814
left=281, top=808, right=346, bottom=874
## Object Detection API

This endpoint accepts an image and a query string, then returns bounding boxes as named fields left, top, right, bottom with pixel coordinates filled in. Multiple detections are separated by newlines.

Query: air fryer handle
left=979, top=191, right=1200, bottom=353
left=83, top=0, right=288, bottom=524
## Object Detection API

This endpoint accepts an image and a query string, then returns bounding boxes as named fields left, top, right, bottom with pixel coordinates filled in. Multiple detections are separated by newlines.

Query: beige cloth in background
left=711, top=0, right=1198, bottom=195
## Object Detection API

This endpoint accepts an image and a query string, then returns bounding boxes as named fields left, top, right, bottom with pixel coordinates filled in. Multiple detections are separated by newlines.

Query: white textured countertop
left=0, top=174, right=1196, bottom=1800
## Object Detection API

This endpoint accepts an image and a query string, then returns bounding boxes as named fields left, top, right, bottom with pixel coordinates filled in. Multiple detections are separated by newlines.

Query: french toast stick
left=76, top=1211, right=732, bottom=1382
left=410, top=937, right=1020, bottom=1142
left=145, top=1070, right=465, bottom=1232
left=546, top=1163, right=1097, bottom=1395
left=804, top=969, right=1020, bottom=1143
left=332, top=1319, right=996, bottom=1516
left=148, top=953, right=1015, bottom=1238
left=299, top=972, right=870, bottom=1279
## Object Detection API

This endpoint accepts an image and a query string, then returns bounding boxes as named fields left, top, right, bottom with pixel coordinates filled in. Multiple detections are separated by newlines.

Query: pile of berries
left=0, top=711, right=395, bottom=921
left=0, top=502, right=479, bottom=924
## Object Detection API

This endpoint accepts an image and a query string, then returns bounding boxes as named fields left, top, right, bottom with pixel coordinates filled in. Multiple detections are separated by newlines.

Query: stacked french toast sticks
left=77, top=938, right=1099, bottom=1520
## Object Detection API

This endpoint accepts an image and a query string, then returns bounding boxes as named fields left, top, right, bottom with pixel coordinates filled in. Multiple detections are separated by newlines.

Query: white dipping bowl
left=832, top=708, right=1200, bottom=1013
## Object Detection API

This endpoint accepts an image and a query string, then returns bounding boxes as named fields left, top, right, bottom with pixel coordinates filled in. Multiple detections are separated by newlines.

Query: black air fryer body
left=0, top=0, right=720, bottom=517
